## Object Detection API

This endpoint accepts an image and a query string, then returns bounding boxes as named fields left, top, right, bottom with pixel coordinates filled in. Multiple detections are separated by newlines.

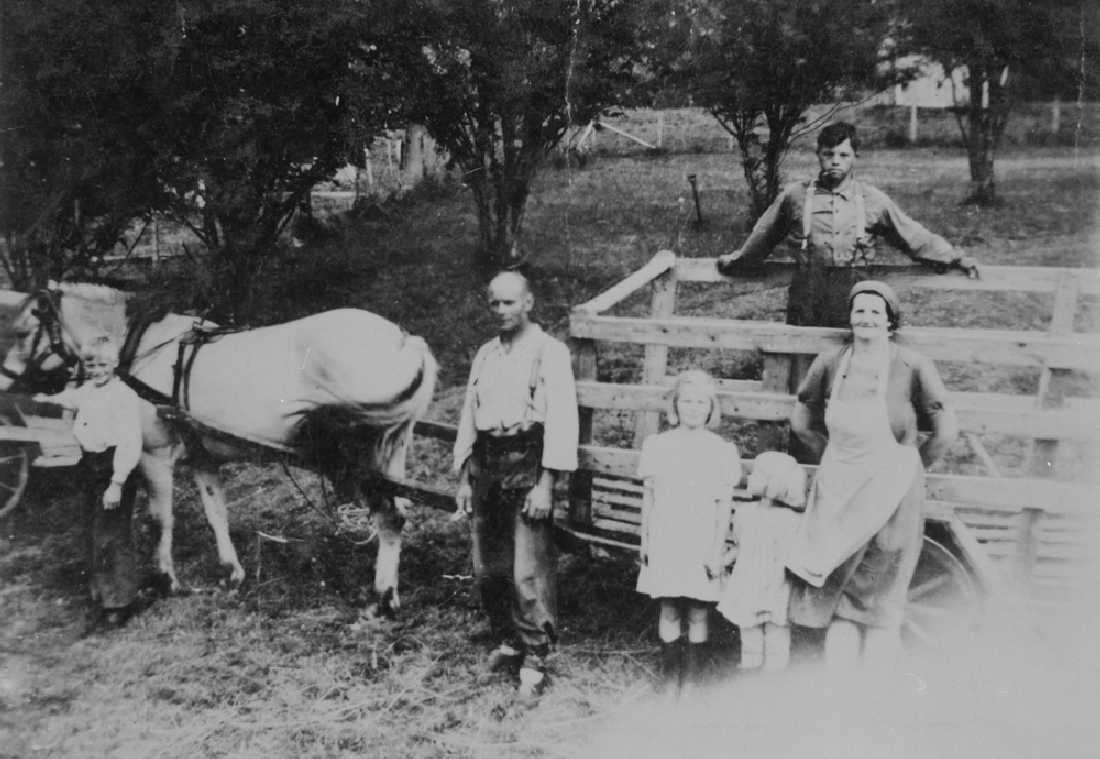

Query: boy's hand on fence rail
left=952, top=253, right=981, bottom=279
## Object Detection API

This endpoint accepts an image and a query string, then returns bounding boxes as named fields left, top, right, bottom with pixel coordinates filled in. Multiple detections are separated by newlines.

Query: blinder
left=5, top=289, right=83, bottom=393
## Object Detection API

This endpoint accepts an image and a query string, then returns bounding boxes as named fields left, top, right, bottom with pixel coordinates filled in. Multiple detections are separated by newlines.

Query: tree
left=400, top=0, right=642, bottom=268
left=149, top=0, right=406, bottom=319
left=0, top=0, right=175, bottom=289
left=902, top=0, right=1093, bottom=205
left=651, top=0, right=901, bottom=220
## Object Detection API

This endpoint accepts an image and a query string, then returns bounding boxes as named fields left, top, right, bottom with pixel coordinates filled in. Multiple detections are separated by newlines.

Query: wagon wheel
left=0, top=444, right=30, bottom=519
left=902, top=535, right=980, bottom=652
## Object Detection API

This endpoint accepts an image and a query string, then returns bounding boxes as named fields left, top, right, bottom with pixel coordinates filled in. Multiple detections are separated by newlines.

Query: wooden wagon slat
left=576, top=381, right=1100, bottom=439
left=569, top=313, right=1100, bottom=370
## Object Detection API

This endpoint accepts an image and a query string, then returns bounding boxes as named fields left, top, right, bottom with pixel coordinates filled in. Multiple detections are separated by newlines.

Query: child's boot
left=740, top=625, right=764, bottom=670
left=763, top=623, right=791, bottom=672
left=680, top=642, right=705, bottom=697
left=659, top=639, right=683, bottom=698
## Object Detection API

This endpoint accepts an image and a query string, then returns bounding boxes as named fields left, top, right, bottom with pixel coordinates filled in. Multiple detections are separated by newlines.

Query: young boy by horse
left=37, top=334, right=143, bottom=627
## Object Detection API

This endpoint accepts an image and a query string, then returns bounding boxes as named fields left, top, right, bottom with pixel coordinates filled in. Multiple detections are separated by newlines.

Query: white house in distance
left=877, top=55, right=971, bottom=108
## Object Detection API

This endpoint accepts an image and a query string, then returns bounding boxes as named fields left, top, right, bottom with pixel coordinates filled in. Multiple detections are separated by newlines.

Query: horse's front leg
left=370, top=502, right=405, bottom=618
left=367, top=426, right=415, bottom=618
left=141, top=447, right=181, bottom=594
left=192, top=463, right=246, bottom=587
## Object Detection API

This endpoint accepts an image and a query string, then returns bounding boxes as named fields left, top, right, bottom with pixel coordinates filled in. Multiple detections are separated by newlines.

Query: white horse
left=0, top=283, right=437, bottom=616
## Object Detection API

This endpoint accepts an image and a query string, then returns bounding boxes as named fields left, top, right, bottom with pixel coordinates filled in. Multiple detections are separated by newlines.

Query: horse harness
left=798, top=178, right=874, bottom=267
left=117, top=314, right=240, bottom=415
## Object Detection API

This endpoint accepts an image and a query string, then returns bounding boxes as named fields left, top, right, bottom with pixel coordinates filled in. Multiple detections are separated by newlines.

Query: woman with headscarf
left=786, top=280, right=959, bottom=669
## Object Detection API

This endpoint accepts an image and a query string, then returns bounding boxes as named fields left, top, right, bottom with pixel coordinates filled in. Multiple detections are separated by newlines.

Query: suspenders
left=470, top=333, right=546, bottom=433
left=800, top=179, right=871, bottom=264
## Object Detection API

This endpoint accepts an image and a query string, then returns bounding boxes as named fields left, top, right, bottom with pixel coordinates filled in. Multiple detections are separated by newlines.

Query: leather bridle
left=0, top=290, right=83, bottom=393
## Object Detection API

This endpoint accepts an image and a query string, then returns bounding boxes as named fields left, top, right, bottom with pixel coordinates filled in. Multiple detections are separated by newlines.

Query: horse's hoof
left=144, top=572, right=176, bottom=597
left=218, top=564, right=245, bottom=591
left=377, top=587, right=400, bottom=619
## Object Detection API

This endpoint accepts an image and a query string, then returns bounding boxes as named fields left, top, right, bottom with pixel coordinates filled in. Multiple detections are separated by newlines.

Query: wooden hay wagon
left=0, top=392, right=81, bottom=519
left=410, top=251, right=1100, bottom=647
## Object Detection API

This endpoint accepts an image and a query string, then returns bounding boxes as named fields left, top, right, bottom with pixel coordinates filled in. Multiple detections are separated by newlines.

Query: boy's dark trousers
left=81, top=448, right=140, bottom=610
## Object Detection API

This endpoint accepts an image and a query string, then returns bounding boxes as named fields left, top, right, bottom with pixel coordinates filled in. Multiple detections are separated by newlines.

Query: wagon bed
left=552, top=252, right=1099, bottom=605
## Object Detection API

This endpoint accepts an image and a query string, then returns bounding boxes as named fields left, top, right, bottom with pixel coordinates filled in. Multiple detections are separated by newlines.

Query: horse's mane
left=52, top=281, right=130, bottom=306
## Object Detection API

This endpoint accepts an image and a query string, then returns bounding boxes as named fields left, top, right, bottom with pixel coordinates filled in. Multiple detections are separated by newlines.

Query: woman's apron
left=786, top=346, right=922, bottom=599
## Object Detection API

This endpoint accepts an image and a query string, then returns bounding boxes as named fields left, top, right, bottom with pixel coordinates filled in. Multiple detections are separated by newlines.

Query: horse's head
left=0, top=290, right=83, bottom=393
left=0, top=283, right=129, bottom=394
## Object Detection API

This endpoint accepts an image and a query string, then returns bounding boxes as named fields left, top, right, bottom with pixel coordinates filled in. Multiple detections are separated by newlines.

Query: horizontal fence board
left=570, top=313, right=1100, bottom=370
left=576, top=381, right=1100, bottom=439
left=578, top=444, right=1093, bottom=513
left=673, top=258, right=1100, bottom=296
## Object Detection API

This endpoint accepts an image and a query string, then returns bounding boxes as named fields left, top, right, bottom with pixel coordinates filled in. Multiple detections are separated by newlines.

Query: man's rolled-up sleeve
left=451, top=349, right=483, bottom=474
left=540, top=341, right=578, bottom=472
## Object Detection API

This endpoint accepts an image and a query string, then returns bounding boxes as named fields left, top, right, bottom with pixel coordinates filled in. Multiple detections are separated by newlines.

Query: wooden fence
left=562, top=251, right=1100, bottom=600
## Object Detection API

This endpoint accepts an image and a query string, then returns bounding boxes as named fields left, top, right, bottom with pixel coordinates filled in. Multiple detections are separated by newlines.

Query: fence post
left=908, top=104, right=919, bottom=144
left=1029, top=271, right=1078, bottom=477
left=633, top=267, right=678, bottom=448
left=569, top=338, right=598, bottom=528
left=1015, top=506, right=1042, bottom=591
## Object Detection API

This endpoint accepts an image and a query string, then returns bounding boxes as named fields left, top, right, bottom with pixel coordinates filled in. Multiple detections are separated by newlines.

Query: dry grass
left=2, top=144, right=1098, bottom=757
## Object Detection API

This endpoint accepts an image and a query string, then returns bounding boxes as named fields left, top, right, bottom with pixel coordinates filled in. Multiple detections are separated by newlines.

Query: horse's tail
left=359, top=334, right=438, bottom=473
left=293, top=334, right=437, bottom=491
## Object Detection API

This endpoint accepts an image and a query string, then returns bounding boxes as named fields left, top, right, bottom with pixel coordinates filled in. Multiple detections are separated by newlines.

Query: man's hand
left=953, top=254, right=980, bottom=279
left=716, top=251, right=743, bottom=277
left=102, top=482, right=123, bottom=510
left=453, top=479, right=473, bottom=520
left=522, top=483, right=552, bottom=521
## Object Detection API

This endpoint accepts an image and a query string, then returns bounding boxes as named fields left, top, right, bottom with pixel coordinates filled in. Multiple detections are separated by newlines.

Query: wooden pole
left=908, top=103, right=919, bottom=144
left=633, top=266, right=678, bottom=447
left=1029, top=271, right=1079, bottom=477
left=570, top=338, right=598, bottom=528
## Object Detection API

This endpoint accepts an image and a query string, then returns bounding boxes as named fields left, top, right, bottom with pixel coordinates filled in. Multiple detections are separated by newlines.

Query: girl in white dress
left=637, top=370, right=741, bottom=695
left=717, top=451, right=806, bottom=671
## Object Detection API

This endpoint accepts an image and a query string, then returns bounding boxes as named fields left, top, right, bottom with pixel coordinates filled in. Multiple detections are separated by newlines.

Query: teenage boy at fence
left=717, top=121, right=981, bottom=328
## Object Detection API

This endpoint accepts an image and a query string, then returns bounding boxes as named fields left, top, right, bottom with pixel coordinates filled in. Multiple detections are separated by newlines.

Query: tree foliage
left=901, top=0, right=1096, bottom=205
left=151, top=0, right=403, bottom=319
left=651, top=0, right=901, bottom=220
left=401, top=0, right=642, bottom=267
left=0, top=0, right=175, bottom=288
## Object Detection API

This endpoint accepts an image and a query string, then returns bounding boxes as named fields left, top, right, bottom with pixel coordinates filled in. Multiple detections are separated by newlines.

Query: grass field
left=1, top=142, right=1098, bottom=758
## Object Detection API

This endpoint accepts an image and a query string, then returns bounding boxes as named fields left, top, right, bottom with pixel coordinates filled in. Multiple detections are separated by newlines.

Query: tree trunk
left=467, top=164, right=527, bottom=270
left=965, top=148, right=997, bottom=205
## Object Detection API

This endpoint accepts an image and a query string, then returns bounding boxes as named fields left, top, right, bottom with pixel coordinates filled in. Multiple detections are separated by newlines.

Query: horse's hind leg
left=141, top=448, right=180, bottom=593
left=192, top=465, right=246, bottom=587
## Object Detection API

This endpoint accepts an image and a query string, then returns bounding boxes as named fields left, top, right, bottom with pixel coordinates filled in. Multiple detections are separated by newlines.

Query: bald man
left=453, top=271, right=579, bottom=701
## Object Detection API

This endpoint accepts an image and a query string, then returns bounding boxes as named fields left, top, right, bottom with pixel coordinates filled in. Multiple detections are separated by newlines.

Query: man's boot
left=517, top=645, right=549, bottom=705
left=485, top=641, right=524, bottom=675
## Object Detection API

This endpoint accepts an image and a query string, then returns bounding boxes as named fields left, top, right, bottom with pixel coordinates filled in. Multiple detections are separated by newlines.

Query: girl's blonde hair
left=747, top=451, right=807, bottom=510
left=80, top=333, right=120, bottom=367
left=665, top=369, right=722, bottom=429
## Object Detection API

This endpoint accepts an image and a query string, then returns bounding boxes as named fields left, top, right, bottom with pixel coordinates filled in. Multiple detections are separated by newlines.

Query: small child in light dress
left=637, top=370, right=742, bottom=695
left=717, top=451, right=807, bottom=671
